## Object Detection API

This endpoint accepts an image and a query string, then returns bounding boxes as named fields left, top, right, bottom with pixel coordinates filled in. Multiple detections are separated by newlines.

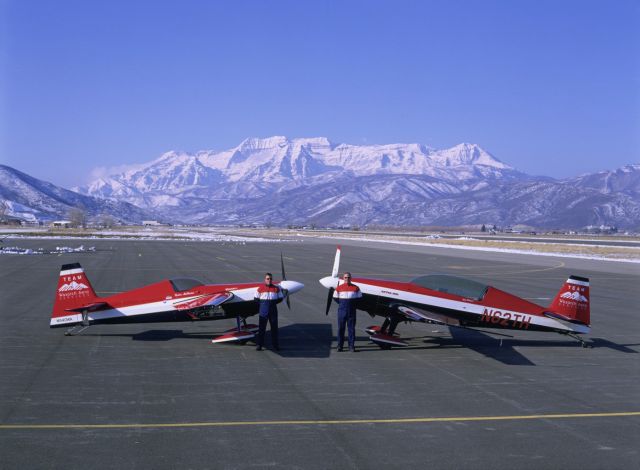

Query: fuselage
left=320, top=276, right=589, bottom=335
left=51, top=280, right=304, bottom=328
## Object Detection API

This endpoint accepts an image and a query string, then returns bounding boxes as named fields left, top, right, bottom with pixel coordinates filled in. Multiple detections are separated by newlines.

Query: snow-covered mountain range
left=2, top=137, right=639, bottom=229
left=77, top=137, right=524, bottom=208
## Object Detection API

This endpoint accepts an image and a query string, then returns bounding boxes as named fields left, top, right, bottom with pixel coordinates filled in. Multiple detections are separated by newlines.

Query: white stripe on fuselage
left=60, top=268, right=84, bottom=276
left=356, top=282, right=589, bottom=334
left=50, top=286, right=260, bottom=326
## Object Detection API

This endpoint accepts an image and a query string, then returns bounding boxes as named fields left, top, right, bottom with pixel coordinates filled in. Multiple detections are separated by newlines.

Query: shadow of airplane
left=82, top=323, right=335, bottom=359
left=337, top=329, right=535, bottom=365
left=350, top=329, right=639, bottom=366
left=576, top=337, right=639, bottom=353
left=83, top=329, right=219, bottom=342
left=76, top=324, right=639, bottom=364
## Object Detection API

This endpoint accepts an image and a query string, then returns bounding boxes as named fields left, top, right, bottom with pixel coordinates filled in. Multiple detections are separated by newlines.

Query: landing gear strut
left=367, top=316, right=407, bottom=349
left=563, top=332, right=592, bottom=348
left=383, top=317, right=400, bottom=336
left=64, top=310, right=90, bottom=336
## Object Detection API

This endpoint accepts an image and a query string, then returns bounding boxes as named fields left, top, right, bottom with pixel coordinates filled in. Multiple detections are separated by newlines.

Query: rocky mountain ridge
left=2, top=137, right=638, bottom=229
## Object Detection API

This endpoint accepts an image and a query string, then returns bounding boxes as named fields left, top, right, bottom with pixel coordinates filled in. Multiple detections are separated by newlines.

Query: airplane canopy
left=170, top=278, right=205, bottom=292
left=411, top=274, right=488, bottom=300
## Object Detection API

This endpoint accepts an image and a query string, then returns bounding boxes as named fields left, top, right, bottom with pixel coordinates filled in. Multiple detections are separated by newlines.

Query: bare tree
left=98, top=214, right=116, bottom=228
left=68, top=207, right=87, bottom=228
left=0, top=200, right=7, bottom=223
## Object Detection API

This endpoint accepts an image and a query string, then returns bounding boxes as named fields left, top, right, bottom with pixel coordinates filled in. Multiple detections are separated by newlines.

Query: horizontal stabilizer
left=65, top=302, right=110, bottom=313
left=543, top=311, right=588, bottom=326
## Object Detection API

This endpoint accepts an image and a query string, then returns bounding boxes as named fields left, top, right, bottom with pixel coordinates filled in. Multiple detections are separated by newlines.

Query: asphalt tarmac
left=1, top=237, right=639, bottom=469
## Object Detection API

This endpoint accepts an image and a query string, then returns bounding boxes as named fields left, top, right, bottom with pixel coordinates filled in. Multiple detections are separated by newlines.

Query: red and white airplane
left=320, top=246, right=591, bottom=348
left=51, top=259, right=304, bottom=343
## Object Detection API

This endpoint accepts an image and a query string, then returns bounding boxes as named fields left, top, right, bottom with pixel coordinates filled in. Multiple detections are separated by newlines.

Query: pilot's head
left=264, top=273, right=273, bottom=286
left=343, top=272, right=352, bottom=284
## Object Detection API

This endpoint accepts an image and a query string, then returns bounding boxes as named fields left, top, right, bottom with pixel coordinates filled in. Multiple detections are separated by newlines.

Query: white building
left=51, top=220, right=72, bottom=228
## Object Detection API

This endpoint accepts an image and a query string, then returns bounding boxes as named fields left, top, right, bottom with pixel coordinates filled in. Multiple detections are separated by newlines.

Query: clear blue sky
left=1, top=0, right=639, bottom=187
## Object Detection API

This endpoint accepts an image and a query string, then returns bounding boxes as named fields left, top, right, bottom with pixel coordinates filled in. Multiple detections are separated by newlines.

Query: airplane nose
left=319, top=276, right=339, bottom=289
left=280, top=280, right=304, bottom=294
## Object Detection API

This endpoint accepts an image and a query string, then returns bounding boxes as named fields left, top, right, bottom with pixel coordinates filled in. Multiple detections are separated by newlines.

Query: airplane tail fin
left=547, top=276, right=590, bottom=326
left=51, top=263, right=99, bottom=327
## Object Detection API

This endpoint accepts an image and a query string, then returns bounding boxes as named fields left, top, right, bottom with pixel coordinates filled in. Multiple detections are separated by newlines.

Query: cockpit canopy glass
left=411, top=274, right=488, bottom=300
left=170, top=278, right=204, bottom=292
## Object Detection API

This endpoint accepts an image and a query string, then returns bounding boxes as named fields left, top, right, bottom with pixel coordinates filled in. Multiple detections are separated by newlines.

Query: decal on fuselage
left=380, top=290, right=399, bottom=296
left=480, top=308, right=531, bottom=329
left=53, top=314, right=82, bottom=324
left=560, top=291, right=588, bottom=302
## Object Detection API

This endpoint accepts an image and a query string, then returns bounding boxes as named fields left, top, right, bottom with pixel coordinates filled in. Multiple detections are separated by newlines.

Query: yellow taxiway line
left=2, top=411, right=640, bottom=430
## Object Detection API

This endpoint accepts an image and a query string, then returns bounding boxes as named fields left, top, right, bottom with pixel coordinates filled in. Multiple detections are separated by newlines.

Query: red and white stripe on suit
left=333, top=282, right=363, bottom=300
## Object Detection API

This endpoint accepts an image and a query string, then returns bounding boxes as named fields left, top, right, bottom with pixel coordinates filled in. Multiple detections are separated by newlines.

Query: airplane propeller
left=324, top=245, right=341, bottom=315
left=281, top=252, right=291, bottom=309
left=325, top=287, right=334, bottom=315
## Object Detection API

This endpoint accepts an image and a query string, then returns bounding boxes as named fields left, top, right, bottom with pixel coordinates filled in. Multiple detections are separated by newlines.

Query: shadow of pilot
left=254, top=272, right=284, bottom=351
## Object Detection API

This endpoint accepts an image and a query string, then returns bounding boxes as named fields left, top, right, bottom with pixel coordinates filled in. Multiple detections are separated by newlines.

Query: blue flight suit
left=333, top=282, right=362, bottom=351
left=254, top=284, right=284, bottom=349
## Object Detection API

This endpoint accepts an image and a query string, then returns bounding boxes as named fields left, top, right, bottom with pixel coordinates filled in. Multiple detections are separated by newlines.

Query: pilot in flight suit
left=254, top=272, right=284, bottom=351
left=333, top=272, right=362, bottom=352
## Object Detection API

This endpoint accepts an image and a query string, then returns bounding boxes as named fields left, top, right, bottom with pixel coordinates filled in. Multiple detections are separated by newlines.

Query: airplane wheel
left=378, top=343, right=392, bottom=350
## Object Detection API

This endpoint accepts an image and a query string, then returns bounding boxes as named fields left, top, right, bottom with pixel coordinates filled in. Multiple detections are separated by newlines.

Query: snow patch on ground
left=0, top=228, right=287, bottom=243
left=313, top=236, right=640, bottom=263
left=0, top=245, right=96, bottom=255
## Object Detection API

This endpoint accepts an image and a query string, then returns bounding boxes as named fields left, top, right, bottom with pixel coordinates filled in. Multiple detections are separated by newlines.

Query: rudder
left=548, top=275, right=590, bottom=325
left=51, top=263, right=99, bottom=327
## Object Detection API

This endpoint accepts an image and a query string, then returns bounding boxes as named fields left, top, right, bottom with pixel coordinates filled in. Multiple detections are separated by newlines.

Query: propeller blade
left=331, top=246, right=341, bottom=278
left=280, top=252, right=287, bottom=281
left=281, top=253, right=291, bottom=309
left=325, top=287, right=334, bottom=315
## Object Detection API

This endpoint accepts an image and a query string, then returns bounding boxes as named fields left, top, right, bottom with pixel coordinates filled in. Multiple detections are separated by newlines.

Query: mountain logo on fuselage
left=560, top=291, right=588, bottom=303
left=58, top=281, right=89, bottom=292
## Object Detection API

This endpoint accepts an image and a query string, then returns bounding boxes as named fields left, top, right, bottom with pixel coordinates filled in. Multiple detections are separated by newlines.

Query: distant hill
left=0, top=164, right=151, bottom=224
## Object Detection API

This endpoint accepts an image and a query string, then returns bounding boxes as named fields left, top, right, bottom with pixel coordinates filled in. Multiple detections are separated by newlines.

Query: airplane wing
left=396, top=305, right=460, bottom=326
left=65, top=302, right=111, bottom=313
left=396, top=305, right=513, bottom=338
left=174, top=292, right=234, bottom=310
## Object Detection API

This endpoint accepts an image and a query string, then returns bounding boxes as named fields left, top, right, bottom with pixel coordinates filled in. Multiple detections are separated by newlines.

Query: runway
left=1, top=238, right=639, bottom=469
